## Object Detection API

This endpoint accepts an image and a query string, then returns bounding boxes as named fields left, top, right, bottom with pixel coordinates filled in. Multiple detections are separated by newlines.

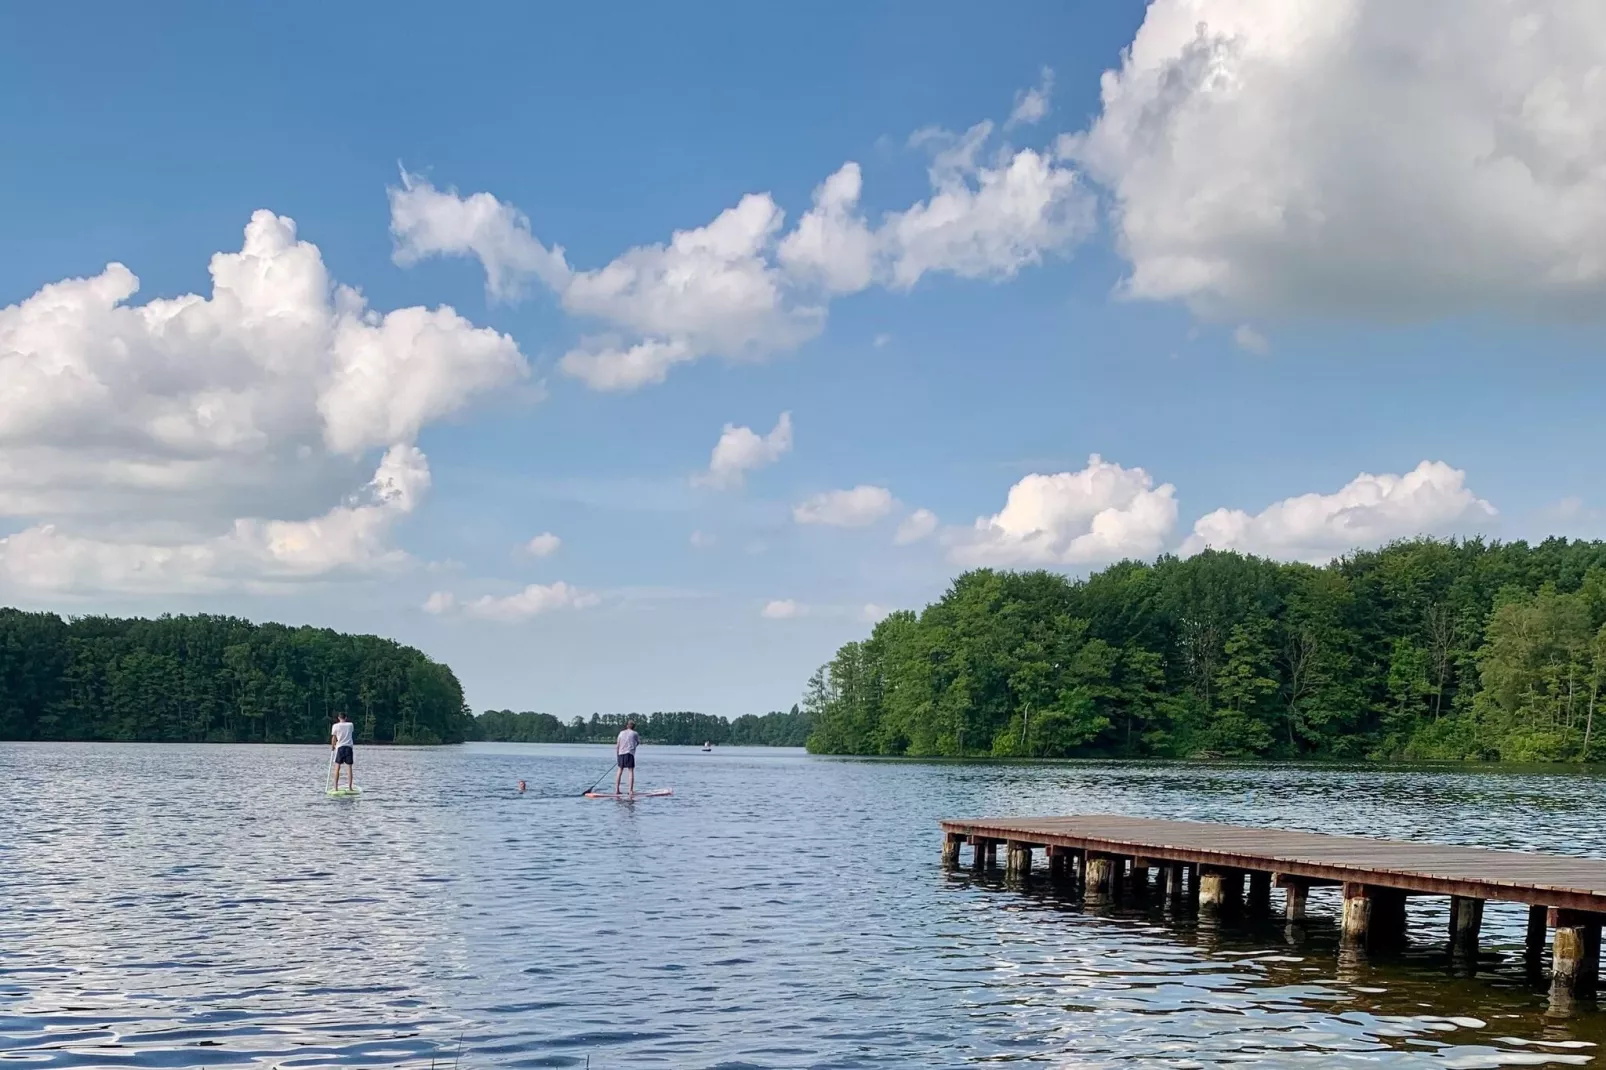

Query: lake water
left=5, top=743, right=1606, bottom=1068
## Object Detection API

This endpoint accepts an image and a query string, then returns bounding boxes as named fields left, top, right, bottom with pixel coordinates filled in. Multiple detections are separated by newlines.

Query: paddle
left=580, top=764, right=617, bottom=796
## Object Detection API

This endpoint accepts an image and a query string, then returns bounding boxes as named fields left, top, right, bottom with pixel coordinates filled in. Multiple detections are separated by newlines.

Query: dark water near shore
left=5, top=744, right=1606, bottom=1068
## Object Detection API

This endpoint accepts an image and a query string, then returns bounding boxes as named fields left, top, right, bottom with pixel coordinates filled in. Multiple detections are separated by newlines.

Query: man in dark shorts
left=330, top=712, right=356, bottom=790
left=613, top=718, right=640, bottom=796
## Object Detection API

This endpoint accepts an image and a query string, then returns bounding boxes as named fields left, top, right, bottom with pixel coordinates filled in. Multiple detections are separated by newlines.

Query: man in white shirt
left=614, top=719, right=641, bottom=796
left=330, top=713, right=356, bottom=791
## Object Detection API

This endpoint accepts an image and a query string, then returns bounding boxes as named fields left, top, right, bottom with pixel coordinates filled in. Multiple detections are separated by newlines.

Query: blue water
left=4, top=742, right=1606, bottom=1067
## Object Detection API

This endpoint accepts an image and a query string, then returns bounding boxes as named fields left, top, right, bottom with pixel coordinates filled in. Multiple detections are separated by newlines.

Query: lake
left=4, top=742, right=1606, bottom=1068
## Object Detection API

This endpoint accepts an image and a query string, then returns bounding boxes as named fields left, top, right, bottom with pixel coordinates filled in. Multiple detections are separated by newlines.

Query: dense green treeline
left=803, top=538, right=1606, bottom=763
left=0, top=609, right=472, bottom=744
left=473, top=706, right=813, bottom=747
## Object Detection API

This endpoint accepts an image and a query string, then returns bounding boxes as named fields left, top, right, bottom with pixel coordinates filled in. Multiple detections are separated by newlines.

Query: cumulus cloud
left=395, top=81, right=1089, bottom=390
left=695, top=412, right=793, bottom=489
left=950, top=454, right=1178, bottom=567
left=883, top=124, right=1093, bottom=289
left=389, top=171, right=571, bottom=301
left=1068, top=0, right=1606, bottom=320
left=894, top=508, right=939, bottom=545
left=793, top=486, right=896, bottom=528
left=1007, top=67, right=1055, bottom=128
left=761, top=598, right=802, bottom=620
left=426, top=581, right=601, bottom=623
left=1233, top=324, right=1270, bottom=355
left=1181, top=460, right=1497, bottom=564
left=0, top=445, right=430, bottom=594
left=0, top=211, right=526, bottom=594
left=861, top=603, right=893, bottom=623
left=524, top=532, right=561, bottom=557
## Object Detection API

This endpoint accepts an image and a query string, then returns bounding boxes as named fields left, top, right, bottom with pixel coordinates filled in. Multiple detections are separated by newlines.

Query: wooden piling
left=1527, top=904, right=1549, bottom=976
left=1343, top=884, right=1406, bottom=949
left=1449, top=896, right=1483, bottom=956
left=1283, top=881, right=1308, bottom=922
left=1549, top=909, right=1602, bottom=1002
left=942, top=832, right=963, bottom=867
left=1164, top=862, right=1185, bottom=907
left=1199, top=867, right=1242, bottom=916
left=1084, top=853, right=1115, bottom=904
left=1248, top=871, right=1272, bottom=915
left=984, top=839, right=998, bottom=868
left=1005, top=841, right=1033, bottom=880
left=1341, top=883, right=1372, bottom=946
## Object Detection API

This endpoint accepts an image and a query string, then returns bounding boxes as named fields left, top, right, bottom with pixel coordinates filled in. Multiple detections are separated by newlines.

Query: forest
left=803, top=537, right=1606, bottom=763
left=0, top=610, right=472, bottom=744
left=472, top=707, right=813, bottom=747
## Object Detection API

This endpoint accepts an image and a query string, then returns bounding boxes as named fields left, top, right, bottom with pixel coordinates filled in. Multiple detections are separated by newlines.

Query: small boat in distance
left=701, top=741, right=712, bottom=752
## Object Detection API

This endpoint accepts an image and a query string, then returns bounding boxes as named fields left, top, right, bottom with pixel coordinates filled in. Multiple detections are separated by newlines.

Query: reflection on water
left=3, top=743, right=1606, bottom=1067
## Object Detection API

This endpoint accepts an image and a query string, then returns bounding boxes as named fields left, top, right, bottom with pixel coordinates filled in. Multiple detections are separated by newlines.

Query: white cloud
left=428, top=581, right=601, bottom=624
left=950, top=454, right=1178, bottom=567
left=776, top=163, right=879, bottom=295
left=689, top=529, right=716, bottom=549
left=558, top=337, right=694, bottom=392
left=389, top=170, right=571, bottom=301
left=0, top=445, right=430, bottom=594
left=1007, top=66, right=1055, bottom=128
left=894, top=507, right=939, bottom=545
left=1182, top=460, right=1496, bottom=564
left=695, top=411, right=793, bottom=489
left=793, top=485, right=896, bottom=528
left=861, top=603, right=893, bottom=623
left=524, top=532, right=561, bottom=557
left=1233, top=324, right=1270, bottom=355
left=761, top=598, right=802, bottom=620
left=1069, top=0, right=1606, bottom=320
left=872, top=332, right=892, bottom=348
left=0, top=211, right=525, bottom=594
left=395, top=77, right=1089, bottom=390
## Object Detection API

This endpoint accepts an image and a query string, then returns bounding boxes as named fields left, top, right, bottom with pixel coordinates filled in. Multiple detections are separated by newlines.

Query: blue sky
left=3, top=1, right=1605, bottom=717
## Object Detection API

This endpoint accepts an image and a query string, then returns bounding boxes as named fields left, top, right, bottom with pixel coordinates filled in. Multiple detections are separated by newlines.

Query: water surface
left=4, top=743, right=1606, bottom=1067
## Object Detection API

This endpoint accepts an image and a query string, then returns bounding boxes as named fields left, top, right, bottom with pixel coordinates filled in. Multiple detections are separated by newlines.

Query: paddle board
left=584, top=789, right=673, bottom=799
left=326, top=787, right=363, bottom=798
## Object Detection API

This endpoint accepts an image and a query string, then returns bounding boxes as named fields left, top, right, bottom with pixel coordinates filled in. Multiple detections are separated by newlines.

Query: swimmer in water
left=517, top=780, right=526, bottom=793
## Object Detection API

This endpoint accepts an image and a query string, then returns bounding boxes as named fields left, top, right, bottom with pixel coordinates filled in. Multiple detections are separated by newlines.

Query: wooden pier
left=941, top=814, right=1606, bottom=1006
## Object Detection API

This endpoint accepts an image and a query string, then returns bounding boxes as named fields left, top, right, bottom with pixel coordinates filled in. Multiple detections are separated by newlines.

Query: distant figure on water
left=615, top=719, right=640, bottom=795
left=517, top=780, right=526, bottom=793
left=330, top=712, right=356, bottom=791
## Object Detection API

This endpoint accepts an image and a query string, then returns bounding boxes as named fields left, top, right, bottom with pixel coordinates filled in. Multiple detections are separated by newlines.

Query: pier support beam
left=1162, top=863, right=1185, bottom=909
left=1084, top=853, right=1115, bottom=905
left=1549, top=909, right=1602, bottom=1006
left=1527, top=904, right=1550, bottom=977
left=1047, top=848, right=1069, bottom=885
left=1248, top=872, right=1272, bottom=916
left=1342, top=884, right=1407, bottom=950
left=1198, top=867, right=1243, bottom=917
left=1449, top=896, right=1484, bottom=958
left=1005, top=841, right=1033, bottom=880
left=984, top=839, right=998, bottom=869
left=1283, top=881, right=1309, bottom=922
left=970, top=837, right=992, bottom=872
left=942, top=832, right=963, bottom=867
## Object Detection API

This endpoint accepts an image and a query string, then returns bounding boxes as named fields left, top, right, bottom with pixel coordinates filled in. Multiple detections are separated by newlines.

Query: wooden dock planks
left=940, top=814, right=1606, bottom=913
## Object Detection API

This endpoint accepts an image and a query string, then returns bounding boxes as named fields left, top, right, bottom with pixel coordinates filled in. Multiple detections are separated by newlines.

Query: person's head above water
left=626, top=719, right=636, bottom=729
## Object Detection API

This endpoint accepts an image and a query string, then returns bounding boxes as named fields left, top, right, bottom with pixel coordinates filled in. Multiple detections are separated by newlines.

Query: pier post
left=1283, top=881, right=1308, bottom=922
left=1248, top=872, right=1272, bottom=916
left=1047, top=847, right=1070, bottom=885
left=1449, top=896, right=1484, bottom=958
left=1005, top=841, right=1033, bottom=880
left=1549, top=909, right=1602, bottom=1005
left=1084, top=853, right=1115, bottom=905
left=984, top=840, right=998, bottom=869
left=970, top=837, right=989, bottom=872
left=1342, top=884, right=1407, bottom=950
left=1527, top=904, right=1550, bottom=977
left=1164, top=863, right=1185, bottom=908
left=942, top=832, right=963, bottom=867
left=1198, top=867, right=1242, bottom=917
left=1186, top=863, right=1200, bottom=910
left=1341, top=883, right=1372, bottom=946
left=1130, top=860, right=1150, bottom=898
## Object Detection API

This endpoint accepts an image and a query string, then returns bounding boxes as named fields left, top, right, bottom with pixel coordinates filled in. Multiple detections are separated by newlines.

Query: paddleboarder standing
left=330, top=712, right=356, bottom=791
left=614, top=719, right=640, bottom=796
